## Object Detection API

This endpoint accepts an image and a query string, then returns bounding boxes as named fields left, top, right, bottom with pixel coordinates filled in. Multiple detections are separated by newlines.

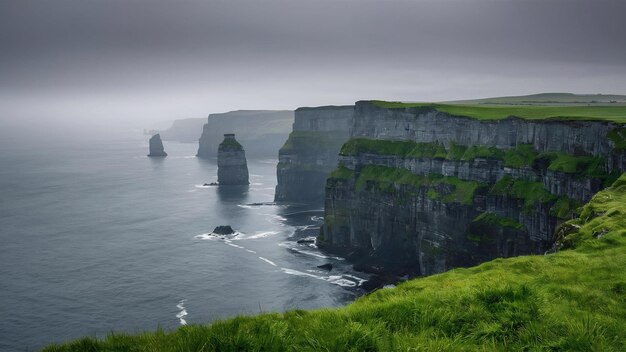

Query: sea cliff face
left=274, top=106, right=353, bottom=202
left=319, top=101, right=625, bottom=275
left=197, top=110, right=294, bottom=158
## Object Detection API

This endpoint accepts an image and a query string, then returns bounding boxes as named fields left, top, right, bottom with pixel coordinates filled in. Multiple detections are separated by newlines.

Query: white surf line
left=246, top=231, right=280, bottom=239
left=342, top=274, right=368, bottom=286
left=258, top=257, right=277, bottom=266
left=226, top=243, right=245, bottom=249
left=280, top=268, right=359, bottom=288
left=278, top=242, right=345, bottom=260
left=246, top=249, right=257, bottom=254
left=176, top=299, right=188, bottom=325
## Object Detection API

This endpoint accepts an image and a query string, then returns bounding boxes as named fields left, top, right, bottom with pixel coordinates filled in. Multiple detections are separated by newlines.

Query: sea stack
left=217, top=134, right=249, bottom=185
left=147, top=134, right=167, bottom=157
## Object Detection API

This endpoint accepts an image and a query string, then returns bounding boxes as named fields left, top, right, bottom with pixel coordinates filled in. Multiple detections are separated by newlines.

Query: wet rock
left=297, top=236, right=316, bottom=244
left=212, top=225, right=235, bottom=235
left=317, top=263, right=333, bottom=271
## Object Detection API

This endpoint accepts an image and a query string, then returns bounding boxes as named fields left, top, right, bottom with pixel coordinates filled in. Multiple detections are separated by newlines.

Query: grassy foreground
left=370, top=100, right=626, bottom=123
left=45, top=176, right=626, bottom=351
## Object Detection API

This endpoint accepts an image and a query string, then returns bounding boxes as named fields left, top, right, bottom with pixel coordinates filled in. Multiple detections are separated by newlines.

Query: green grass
left=340, top=139, right=613, bottom=180
left=503, top=144, right=536, bottom=168
left=550, top=196, right=582, bottom=220
left=44, top=176, right=626, bottom=351
left=472, top=212, right=524, bottom=230
left=329, top=165, right=354, bottom=179
left=490, top=176, right=557, bottom=212
left=370, top=100, right=626, bottom=123
left=354, top=165, right=480, bottom=205
left=280, top=131, right=348, bottom=154
left=607, top=127, right=626, bottom=151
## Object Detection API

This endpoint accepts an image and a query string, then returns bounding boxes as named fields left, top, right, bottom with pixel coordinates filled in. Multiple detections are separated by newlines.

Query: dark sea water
left=0, top=138, right=365, bottom=351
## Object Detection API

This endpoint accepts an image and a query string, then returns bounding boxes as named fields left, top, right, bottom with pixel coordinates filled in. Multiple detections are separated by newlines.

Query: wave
left=278, top=242, right=344, bottom=260
left=245, top=231, right=280, bottom=239
left=226, top=243, right=245, bottom=249
left=176, top=300, right=188, bottom=325
left=258, top=257, right=277, bottom=266
left=280, top=268, right=361, bottom=288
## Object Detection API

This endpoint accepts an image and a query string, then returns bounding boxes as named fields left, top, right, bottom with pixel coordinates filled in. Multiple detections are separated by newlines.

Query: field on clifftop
left=45, top=174, right=626, bottom=351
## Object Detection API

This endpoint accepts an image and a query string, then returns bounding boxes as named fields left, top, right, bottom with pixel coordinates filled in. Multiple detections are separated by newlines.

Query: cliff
left=197, top=110, right=294, bottom=158
left=274, top=105, right=353, bottom=202
left=217, top=134, right=249, bottom=185
left=147, top=134, right=167, bottom=157
left=320, top=101, right=626, bottom=275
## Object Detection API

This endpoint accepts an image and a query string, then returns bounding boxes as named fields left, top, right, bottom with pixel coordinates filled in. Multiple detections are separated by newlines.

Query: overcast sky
left=1, top=0, right=625, bottom=140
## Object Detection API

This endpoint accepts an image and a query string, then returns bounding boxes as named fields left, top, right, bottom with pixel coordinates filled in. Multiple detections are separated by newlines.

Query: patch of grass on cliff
left=503, top=144, right=536, bottom=168
left=550, top=196, right=582, bottom=220
left=557, top=173, right=626, bottom=249
left=280, top=131, right=348, bottom=154
left=340, top=138, right=447, bottom=159
left=607, top=127, right=626, bottom=151
left=490, top=175, right=557, bottom=211
left=370, top=100, right=626, bottom=123
left=44, top=176, right=626, bottom=352
left=472, top=212, right=524, bottom=230
left=329, top=165, right=354, bottom=179
left=355, top=165, right=480, bottom=205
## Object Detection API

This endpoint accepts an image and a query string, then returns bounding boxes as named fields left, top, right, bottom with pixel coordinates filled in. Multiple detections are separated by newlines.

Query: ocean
left=0, top=138, right=365, bottom=351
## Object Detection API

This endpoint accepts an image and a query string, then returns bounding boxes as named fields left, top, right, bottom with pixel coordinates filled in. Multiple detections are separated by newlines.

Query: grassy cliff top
left=44, top=175, right=626, bottom=351
left=370, top=100, right=626, bottom=123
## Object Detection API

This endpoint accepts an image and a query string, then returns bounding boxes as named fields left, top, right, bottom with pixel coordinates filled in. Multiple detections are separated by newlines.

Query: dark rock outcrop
left=147, top=134, right=167, bottom=157
left=274, top=106, right=353, bottom=203
left=319, top=100, right=626, bottom=276
left=212, top=225, right=235, bottom=235
left=217, top=134, right=249, bottom=185
left=197, top=110, right=294, bottom=158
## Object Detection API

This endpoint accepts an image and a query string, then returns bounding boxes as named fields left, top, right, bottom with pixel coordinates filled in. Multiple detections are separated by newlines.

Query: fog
left=1, top=0, right=625, bottom=146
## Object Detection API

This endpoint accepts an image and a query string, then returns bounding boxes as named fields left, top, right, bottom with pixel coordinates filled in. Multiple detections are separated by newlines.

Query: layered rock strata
left=274, top=105, right=353, bottom=202
left=319, top=101, right=625, bottom=276
left=217, top=134, right=249, bottom=185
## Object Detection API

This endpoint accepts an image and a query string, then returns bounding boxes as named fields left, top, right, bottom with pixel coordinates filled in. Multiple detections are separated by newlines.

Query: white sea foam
left=176, top=300, right=188, bottom=325
left=327, top=277, right=357, bottom=287
left=279, top=242, right=344, bottom=260
left=281, top=268, right=324, bottom=279
left=310, top=215, right=324, bottom=222
left=280, top=268, right=360, bottom=287
left=226, top=243, right=245, bottom=249
left=343, top=274, right=368, bottom=286
left=246, top=249, right=257, bottom=254
left=247, top=231, right=280, bottom=239
left=194, top=233, right=215, bottom=240
left=258, top=257, right=277, bottom=266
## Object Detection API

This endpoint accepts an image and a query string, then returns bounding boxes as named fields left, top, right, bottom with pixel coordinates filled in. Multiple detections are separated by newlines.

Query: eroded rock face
left=319, top=101, right=626, bottom=276
left=274, top=106, right=353, bottom=202
left=217, top=134, right=249, bottom=185
left=147, top=134, right=167, bottom=157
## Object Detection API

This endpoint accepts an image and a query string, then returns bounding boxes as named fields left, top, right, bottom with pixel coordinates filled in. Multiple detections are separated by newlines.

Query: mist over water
left=0, top=139, right=365, bottom=351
